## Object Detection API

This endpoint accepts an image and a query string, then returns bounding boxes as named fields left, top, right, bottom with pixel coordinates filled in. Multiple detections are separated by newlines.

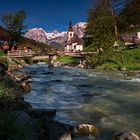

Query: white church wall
left=65, top=45, right=72, bottom=52
left=65, top=44, right=83, bottom=52
left=71, top=43, right=83, bottom=52
left=72, top=43, right=78, bottom=52
left=68, top=31, right=74, bottom=41
left=77, top=45, right=83, bottom=51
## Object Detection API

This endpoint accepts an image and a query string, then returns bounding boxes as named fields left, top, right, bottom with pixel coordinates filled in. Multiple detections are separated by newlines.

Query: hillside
left=0, top=26, right=10, bottom=40
left=0, top=26, right=54, bottom=53
left=118, top=0, right=140, bottom=32
left=19, top=37, right=54, bottom=53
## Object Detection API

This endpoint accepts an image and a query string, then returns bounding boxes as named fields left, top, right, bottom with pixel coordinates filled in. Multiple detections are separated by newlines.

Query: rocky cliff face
left=24, top=28, right=48, bottom=44
left=24, top=22, right=87, bottom=49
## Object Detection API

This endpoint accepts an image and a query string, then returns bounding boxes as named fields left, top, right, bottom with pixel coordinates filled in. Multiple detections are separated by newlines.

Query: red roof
left=2, top=45, right=9, bottom=50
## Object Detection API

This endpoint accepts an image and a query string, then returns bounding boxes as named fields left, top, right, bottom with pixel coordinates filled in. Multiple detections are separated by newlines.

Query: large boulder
left=41, top=119, right=99, bottom=140
left=14, top=74, right=32, bottom=83
left=16, top=111, right=33, bottom=127
left=0, top=94, right=31, bottom=109
left=25, top=108, right=56, bottom=119
left=15, top=99, right=32, bottom=109
left=41, top=117, right=73, bottom=140
left=113, top=131, right=139, bottom=140
left=15, top=111, right=39, bottom=140
left=20, top=81, right=31, bottom=92
left=59, top=132, right=72, bottom=140
left=14, top=74, right=26, bottom=81
left=73, top=124, right=99, bottom=136
left=25, top=109, right=72, bottom=140
left=0, top=99, right=32, bottom=110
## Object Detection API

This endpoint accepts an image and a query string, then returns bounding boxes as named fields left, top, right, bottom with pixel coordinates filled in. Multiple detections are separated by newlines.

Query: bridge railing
left=8, top=49, right=41, bottom=58
left=64, top=51, right=82, bottom=56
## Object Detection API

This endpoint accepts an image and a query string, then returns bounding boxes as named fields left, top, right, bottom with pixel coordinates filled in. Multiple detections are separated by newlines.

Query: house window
left=70, top=33, right=72, bottom=36
left=74, top=45, right=76, bottom=49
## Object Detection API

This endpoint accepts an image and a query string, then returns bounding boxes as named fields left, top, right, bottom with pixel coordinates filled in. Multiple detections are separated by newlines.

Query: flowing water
left=20, top=64, right=140, bottom=139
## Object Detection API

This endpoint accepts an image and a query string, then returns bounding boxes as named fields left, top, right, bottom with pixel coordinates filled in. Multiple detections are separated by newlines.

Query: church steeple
left=68, top=20, right=74, bottom=41
left=68, top=21, right=73, bottom=31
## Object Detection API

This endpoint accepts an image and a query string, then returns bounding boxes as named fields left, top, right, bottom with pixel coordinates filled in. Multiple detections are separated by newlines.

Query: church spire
left=68, top=20, right=73, bottom=31
left=69, top=20, right=72, bottom=27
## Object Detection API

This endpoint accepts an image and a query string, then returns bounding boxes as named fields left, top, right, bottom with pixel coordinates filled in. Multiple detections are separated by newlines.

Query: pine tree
left=85, top=0, right=118, bottom=66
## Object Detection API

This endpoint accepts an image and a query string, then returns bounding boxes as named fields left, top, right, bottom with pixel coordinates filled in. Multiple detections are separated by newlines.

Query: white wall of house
left=137, top=32, right=140, bottom=39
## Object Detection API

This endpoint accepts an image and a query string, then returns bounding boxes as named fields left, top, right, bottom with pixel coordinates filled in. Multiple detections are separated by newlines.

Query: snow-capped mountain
left=24, top=28, right=67, bottom=44
left=25, top=28, right=48, bottom=44
left=73, top=22, right=87, bottom=38
left=46, top=30, right=66, bottom=40
left=24, top=22, right=87, bottom=46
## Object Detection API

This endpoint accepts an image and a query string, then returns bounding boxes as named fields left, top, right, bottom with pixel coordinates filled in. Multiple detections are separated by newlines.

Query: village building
left=65, top=22, right=83, bottom=52
left=120, top=32, right=140, bottom=46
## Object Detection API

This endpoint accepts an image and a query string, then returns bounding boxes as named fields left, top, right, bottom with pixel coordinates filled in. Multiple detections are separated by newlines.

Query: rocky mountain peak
left=25, top=28, right=48, bottom=44
left=24, top=22, right=87, bottom=48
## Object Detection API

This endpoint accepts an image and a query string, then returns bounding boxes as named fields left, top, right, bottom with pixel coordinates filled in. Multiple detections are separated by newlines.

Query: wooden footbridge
left=7, top=50, right=98, bottom=61
left=7, top=50, right=41, bottom=58
left=7, top=50, right=60, bottom=62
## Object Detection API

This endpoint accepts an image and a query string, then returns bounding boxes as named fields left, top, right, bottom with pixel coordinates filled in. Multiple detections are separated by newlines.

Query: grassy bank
left=96, top=48, right=140, bottom=70
left=55, top=49, right=140, bottom=70
left=56, top=55, right=82, bottom=65
left=123, top=48, right=140, bottom=70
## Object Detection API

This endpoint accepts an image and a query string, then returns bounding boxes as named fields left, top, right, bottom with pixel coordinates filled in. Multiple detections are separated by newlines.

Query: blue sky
left=0, top=0, right=91, bottom=32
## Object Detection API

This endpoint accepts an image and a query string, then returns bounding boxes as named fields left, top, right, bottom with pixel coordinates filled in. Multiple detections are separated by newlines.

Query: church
left=65, top=22, right=83, bottom=52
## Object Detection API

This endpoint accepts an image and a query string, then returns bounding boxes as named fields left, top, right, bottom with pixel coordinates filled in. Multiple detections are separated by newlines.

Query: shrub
left=11, top=58, right=21, bottom=64
left=0, top=57, right=9, bottom=66
left=0, top=51, right=6, bottom=57
left=0, top=82, right=20, bottom=100
left=23, top=57, right=33, bottom=64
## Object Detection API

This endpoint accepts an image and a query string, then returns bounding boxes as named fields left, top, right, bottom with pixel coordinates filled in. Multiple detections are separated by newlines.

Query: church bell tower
left=68, top=21, right=74, bottom=41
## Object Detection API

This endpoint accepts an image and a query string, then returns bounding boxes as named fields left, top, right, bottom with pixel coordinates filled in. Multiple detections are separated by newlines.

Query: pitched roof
left=67, top=35, right=82, bottom=45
